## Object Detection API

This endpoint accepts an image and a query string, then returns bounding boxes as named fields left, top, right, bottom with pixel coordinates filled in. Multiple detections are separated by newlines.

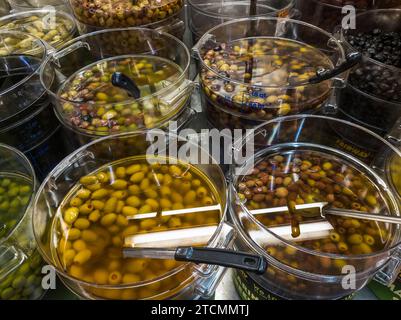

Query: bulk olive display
left=236, top=150, right=389, bottom=273
left=69, top=0, right=183, bottom=28
left=52, top=156, right=222, bottom=299
left=58, top=56, right=185, bottom=134
left=0, top=11, right=76, bottom=49
left=199, top=38, right=333, bottom=129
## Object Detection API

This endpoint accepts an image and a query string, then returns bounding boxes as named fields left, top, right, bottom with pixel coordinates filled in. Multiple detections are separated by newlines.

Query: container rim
left=32, top=130, right=228, bottom=292
left=230, top=114, right=401, bottom=263
left=195, top=17, right=347, bottom=89
left=341, top=9, right=401, bottom=73
left=187, top=0, right=294, bottom=19
left=0, top=30, right=47, bottom=97
left=0, top=142, right=37, bottom=242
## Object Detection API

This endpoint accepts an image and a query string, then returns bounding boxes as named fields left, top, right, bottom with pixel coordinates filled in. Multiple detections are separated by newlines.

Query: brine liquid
left=238, top=146, right=396, bottom=255
left=50, top=156, right=222, bottom=299
left=58, top=55, right=183, bottom=103
left=210, top=37, right=333, bottom=86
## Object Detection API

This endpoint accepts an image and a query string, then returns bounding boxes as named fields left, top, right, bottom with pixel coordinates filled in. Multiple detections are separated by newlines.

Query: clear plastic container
left=68, top=0, right=185, bottom=38
left=0, top=9, right=77, bottom=49
left=0, top=143, right=45, bottom=300
left=188, top=0, right=295, bottom=43
left=8, top=0, right=71, bottom=13
left=229, top=115, right=401, bottom=299
left=193, top=17, right=355, bottom=130
left=0, top=1, right=10, bottom=17
left=0, top=30, right=76, bottom=181
left=340, top=9, right=401, bottom=104
left=40, top=28, right=194, bottom=146
left=32, top=131, right=234, bottom=300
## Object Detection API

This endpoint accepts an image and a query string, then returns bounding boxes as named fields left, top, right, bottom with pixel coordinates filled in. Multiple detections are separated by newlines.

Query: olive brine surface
left=52, top=156, right=221, bottom=299
left=236, top=150, right=390, bottom=259
left=58, top=56, right=183, bottom=134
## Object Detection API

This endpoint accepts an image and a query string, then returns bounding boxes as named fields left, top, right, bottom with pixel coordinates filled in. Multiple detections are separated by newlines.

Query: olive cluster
left=70, top=0, right=183, bottom=28
left=200, top=38, right=332, bottom=130
left=59, top=56, right=184, bottom=135
left=0, top=176, right=32, bottom=238
left=56, top=157, right=220, bottom=299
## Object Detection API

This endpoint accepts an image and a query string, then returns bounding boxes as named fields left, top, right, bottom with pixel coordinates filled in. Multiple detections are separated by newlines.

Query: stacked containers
left=188, top=0, right=295, bottom=43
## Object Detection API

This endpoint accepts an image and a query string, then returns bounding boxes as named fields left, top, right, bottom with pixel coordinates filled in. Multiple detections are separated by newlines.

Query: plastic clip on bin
left=228, top=115, right=401, bottom=300
left=40, top=28, right=196, bottom=148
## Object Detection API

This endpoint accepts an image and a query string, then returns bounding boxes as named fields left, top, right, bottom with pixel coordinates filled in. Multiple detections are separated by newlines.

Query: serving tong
left=122, top=200, right=401, bottom=273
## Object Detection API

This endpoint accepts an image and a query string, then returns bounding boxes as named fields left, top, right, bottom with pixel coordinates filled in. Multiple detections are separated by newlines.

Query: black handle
left=308, top=52, right=362, bottom=84
left=111, top=72, right=141, bottom=99
left=175, top=247, right=267, bottom=275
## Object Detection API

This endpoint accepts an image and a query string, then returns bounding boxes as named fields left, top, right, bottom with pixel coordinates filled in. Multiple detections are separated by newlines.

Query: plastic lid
left=70, top=0, right=184, bottom=28
left=0, top=9, right=76, bottom=49
left=0, top=31, right=47, bottom=125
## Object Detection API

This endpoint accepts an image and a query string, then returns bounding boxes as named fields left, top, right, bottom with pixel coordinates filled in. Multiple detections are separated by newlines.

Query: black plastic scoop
left=111, top=72, right=141, bottom=99
left=123, top=246, right=268, bottom=275
left=307, top=52, right=362, bottom=84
